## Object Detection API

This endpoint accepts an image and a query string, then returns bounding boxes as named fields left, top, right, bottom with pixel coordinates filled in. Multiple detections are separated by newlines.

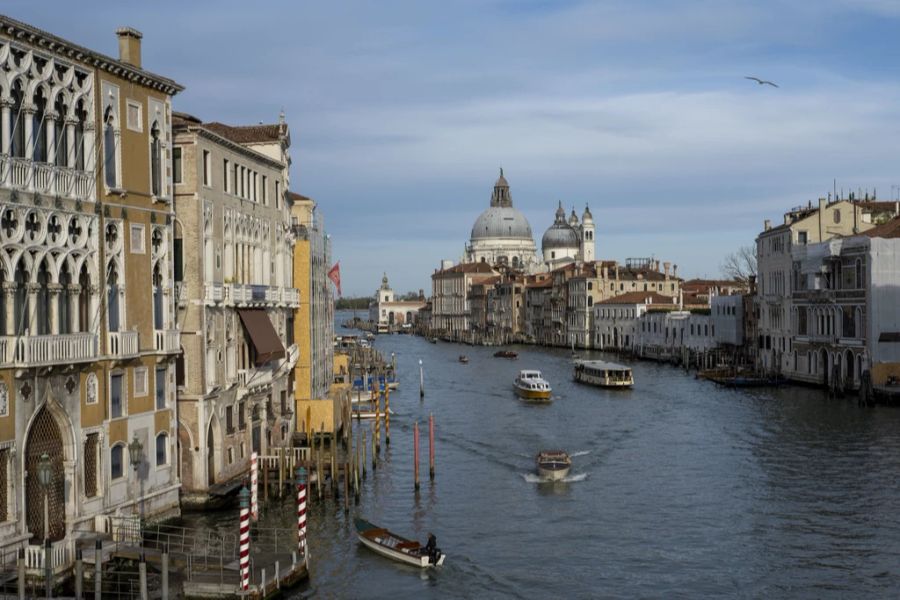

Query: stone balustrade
left=0, top=156, right=94, bottom=201
left=155, top=329, right=180, bottom=353
left=107, top=330, right=140, bottom=358
left=0, top=332, right=98, bottom=367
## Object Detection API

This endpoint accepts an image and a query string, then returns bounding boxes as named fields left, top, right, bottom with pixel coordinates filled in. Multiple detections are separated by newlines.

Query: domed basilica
left=464, top=170, right=595, bottom=271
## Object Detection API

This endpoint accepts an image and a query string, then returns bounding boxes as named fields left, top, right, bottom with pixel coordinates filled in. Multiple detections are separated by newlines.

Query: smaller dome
left=568, top=208, right=579, bottom=227
left=542, top=202, right=580, bottom=251
left=582, top=204, right=593, bottom=223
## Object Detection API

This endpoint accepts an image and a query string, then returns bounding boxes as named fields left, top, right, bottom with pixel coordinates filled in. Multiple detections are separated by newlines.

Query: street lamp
left=36, top=452, right=53, bottom=599
left=128, top=435, right=144, bottom=539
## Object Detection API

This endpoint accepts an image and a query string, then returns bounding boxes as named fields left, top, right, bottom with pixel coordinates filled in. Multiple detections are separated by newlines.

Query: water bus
left=573, top=360, right=634, bottom=388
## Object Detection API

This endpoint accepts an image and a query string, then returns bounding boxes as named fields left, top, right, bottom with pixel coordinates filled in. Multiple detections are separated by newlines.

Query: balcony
left=107, top=331, right=140, bottom=359
left=1, top=156, right=94, bottom=201
left=155, top=329, right=180, bottom=353
left=204, top=283, right=224, bottom=304
left=221, top=284, right=298, bottom=307
left=282, top=288, right=300, bottom=306
left=0, top=333, right=98, bottom=367
left=237, top=366, right=275, bottom=392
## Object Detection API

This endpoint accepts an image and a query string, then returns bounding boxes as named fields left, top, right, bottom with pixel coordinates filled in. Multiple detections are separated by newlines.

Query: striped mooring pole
left=238, top=487, right=251, bottom=591
left=296, top=466, right=308, bottom=557
left=250, top=452, right=259, bottom=521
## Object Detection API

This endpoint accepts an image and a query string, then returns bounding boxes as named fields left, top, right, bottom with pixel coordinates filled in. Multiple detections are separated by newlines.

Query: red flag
left=327, top=262, right=342, bottom=296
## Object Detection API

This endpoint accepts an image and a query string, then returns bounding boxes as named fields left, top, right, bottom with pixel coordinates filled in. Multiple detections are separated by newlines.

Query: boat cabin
left=573, top=360, right=634, bottom=388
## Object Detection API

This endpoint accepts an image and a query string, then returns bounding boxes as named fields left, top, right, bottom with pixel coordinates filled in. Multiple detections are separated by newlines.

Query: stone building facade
left=172, top=112, right=298, bottom=503
left=0, top=19, right=182, bottom=568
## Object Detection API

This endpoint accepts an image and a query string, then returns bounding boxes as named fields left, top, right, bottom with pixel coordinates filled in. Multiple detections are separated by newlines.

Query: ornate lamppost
left=36, top=452, right=53, bottom=599
left=128, top=435, right=144, bottom=540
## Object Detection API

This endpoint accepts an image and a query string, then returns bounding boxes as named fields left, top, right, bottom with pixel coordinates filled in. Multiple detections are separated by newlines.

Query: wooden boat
left=536, top=450, right=571, bottom=481
left=573, top=360, right=634, bottom=388
left=429, top=338, right=438, bottom=344
left=458, top=355, right=469, bottom=363
left=354, top=518, right=445, bottom=567
left=494, top=350, right=518, bottom=359
left=513, top=370, right=552, bottom=401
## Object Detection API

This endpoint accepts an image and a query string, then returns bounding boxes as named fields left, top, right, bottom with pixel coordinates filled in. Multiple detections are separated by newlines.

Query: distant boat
left=458, top=355, right=469, bottom=364
left=493, top=350, right=517, bottom=359
left=573, top=360, right=634, bottom=389
left=536, top=450, right=571, bottom=481
left=429, top=338, right=438, bottom=344
left=513, top=370, right=552, bottom=401
left=354, top=518, right=445, bottom=568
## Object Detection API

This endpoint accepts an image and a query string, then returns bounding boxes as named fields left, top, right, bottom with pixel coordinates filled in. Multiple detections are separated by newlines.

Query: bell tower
left=581, top=205, right=595, bottom=262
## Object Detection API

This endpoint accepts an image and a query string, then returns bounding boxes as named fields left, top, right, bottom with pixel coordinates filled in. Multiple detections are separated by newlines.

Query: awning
left=238, top=309, right=286, bottom=365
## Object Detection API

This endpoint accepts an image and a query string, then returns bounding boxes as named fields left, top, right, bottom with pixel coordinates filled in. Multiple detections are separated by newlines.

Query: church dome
left=542, top=201, right=580, bottom=250
left=471, top=206, right=534, bottom=240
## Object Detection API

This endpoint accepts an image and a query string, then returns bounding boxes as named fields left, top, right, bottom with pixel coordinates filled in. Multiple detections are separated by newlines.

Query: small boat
left=573, top=360, right=634, bottom=388
left=429, top=338, right=438, bottom=344
left=536, top=450, right=571, bottom=481
left=494, top=350, right=518, bottom=359
left=354, top=518, right=445, bottom=568
left=458, top=355, right=469, bottom=364
left=513, top=370, right=552, bottom=401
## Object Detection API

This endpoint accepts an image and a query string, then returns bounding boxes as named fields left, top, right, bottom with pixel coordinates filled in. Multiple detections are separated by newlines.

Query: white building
left=711, top=295, right=744, bottom=347
left=593, top=292, right=676, bottom=350
left=368, top=273, right=425, bottom=332
left=465, top=170, right=539, bottom=269
left=541, top=202, right=595, bottom=267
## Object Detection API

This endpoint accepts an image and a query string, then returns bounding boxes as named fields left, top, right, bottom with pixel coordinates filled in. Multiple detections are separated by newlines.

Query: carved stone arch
left=0, top=43, right=10, bottom=70
left=27, top=79, right=52, bottom=107
left=23, top=395, right=76, bottom=542
left=49, top=85, right=73, bottom=114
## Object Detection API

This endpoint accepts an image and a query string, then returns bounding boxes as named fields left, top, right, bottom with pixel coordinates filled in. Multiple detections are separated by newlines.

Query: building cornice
left=176, top=126, right=286, bottom=170
left=0, top=14, right=184, bottom=95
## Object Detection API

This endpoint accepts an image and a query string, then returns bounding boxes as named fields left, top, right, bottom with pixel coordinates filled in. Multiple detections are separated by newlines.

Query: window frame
left=130, top=223, right=145, bottom=254
left=133, top=366, right=148, bottom=397
left=126, top=99, right=143, bottom=133
left=110, top=372, right=125, bottom=419
left=110, top=443, right=125, bottom=480
left=155, top=432, right=168, bottom=467
left=172, top=147, right=183, bottom=184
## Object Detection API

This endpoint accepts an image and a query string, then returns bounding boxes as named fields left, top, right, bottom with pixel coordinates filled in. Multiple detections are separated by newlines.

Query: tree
left=721, top=245, right=757, bottom=283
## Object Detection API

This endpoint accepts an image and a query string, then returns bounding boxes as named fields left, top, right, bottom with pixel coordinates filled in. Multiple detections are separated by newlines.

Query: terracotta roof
left=862, top=216, right=900, bottom=239
left=287, top=191, right=311, bottom=202
left=858, top=201, right=900, bottom=212
left=203, top=122, right=285, bottom=144
left=598, top=292, right=677, bottom=305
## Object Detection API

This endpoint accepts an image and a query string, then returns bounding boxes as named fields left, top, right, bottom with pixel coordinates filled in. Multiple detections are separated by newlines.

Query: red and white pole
left=250, top=451, right=259, bottom=522
left=238, top=487, right=251, bottom=591
left=429, top=413, right=435, bottom=481
left=296, top=466, right=308, bottom=558
left=414, top=421, right=420, bottom=491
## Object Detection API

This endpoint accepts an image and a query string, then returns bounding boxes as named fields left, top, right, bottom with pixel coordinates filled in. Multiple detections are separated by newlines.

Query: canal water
left=196, top=312, right=900, bottom=599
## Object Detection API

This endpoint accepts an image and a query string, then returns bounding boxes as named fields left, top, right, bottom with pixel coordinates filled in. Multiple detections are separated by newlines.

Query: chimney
left=764, top=219, right=771, bottom=231
left=673, top=264, right=678, bottom=278
left=663, top=262, right=670, bottom=278
left=116, top=27, right=143, bottom=68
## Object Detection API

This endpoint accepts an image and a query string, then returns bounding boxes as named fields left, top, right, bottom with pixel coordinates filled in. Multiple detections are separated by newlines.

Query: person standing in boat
left=424, top=533, right=439, bottom=563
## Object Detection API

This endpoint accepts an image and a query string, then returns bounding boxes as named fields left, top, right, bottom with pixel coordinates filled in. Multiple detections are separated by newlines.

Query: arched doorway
left=819, top=348, right=829, bottom=387
left=25, top=406, right=66, bottom=543
left=844, top=349, right=854, bottom=389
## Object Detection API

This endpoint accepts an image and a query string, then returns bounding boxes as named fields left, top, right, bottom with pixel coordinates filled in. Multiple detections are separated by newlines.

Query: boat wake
left=569, top=450, right=591, bottom=458
left=521, top=472, right=588, bottom=484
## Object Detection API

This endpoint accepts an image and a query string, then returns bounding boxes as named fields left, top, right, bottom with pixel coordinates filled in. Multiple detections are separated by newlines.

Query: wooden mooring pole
left=414, top=421, right=420, bottom=491
left=385, top=387, right=391, bottom=445
left=419, top=359, right=425, bottom=399
left=429, top=413, right=435, bottom=481
left=362, top=429, right=368, bottom=479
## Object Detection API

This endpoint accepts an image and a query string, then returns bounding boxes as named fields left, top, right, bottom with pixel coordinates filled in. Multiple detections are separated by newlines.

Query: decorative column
left=46, top=112, right=57, bottom=169
left=26, top=282, right=40, bottom=335
left=22, top=106, right=34, bottom=165
left=89, top=284, right=101, bottom=334
left=65, top=119, right=76, bottom=170
left=83, top=121, right=96, bottom=174
left=2, top=282, right=15, bottom=336
left=67, top=284, right=81, bottom=333
left=48, top=283, right=63, bottom=335
left=0, top=100, right=11, bottom=157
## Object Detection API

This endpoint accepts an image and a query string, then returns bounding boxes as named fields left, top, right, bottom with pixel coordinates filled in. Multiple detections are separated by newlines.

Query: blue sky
left=10, top=1, right=900, bottom=295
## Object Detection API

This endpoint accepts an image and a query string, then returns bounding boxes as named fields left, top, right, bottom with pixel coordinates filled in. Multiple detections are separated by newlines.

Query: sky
left=10, top=1, right=900, bottom=295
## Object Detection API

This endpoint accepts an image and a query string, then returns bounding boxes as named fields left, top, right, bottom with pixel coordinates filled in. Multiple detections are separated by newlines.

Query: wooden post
left=331, top=453, right=337, bottom=498
left=278, top=447, right=284, bottom=499
left=17, top=548, right=24, bottom=600
left=371, top=422, right=377, bottom=472
left=161, top=548, right=169, bottom=600
left=94, top=539, right=102, bottom=600
left=419, top=359, right=424, bottom=399
left=317, top=445, right=323, bottom=500
left=75, top=548, right=83, bottom=600
left=374, top=393, right=381, bottom=454
left=362, top=429, right=367, bottom=478
left=385, top=387, right=390, bottom=445
left=343, top=462, right=350, bottom=513
left=414, top=421, right=420, bottom=491
left=429, top=413, right=435, bottom=481
left=139, top=556, right=148, bottom=600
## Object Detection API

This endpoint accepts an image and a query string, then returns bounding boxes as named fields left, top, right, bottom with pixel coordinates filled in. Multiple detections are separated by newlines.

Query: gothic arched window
left=54, top=96, right=68, bottom=167
left=10, top=81, right=25, bottom=158
left=32, top=88, right=47, bottom=162
left=150, top=121, right=161, bottom=197
left=103, top=106, right=117, bottom=189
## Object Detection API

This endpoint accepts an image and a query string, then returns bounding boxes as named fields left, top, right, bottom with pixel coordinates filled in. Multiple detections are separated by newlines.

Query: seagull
left=745, top=76, right=778, bottom=88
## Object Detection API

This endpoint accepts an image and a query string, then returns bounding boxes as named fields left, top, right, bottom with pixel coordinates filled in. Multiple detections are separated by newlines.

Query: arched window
left=855, top=259, right=863, bottom=289
left=152, top=263, right=164, bottom=330
left=10, top=81, right=25, bottom=158
left=155, top=432, right=168, bottom=466
left=150, top=121, right=161, bottom=197
left=54, top=96, right=68, bottom=167
left=110, top=444, right=125, bottom=480
left=59, top=262, right=71, bottom=334
left=103, top=106, right=117, bottom=189
left=74, top=100, right=87, bottom=171
left=107, top=264, right=120, bottom=332
left=13, top=261, right=28, bottom=335
left=32, top=87, right=47, bottom=162
left=36, top=260, right=50, bottom=335
left=78, top=265, right=91, bottom=333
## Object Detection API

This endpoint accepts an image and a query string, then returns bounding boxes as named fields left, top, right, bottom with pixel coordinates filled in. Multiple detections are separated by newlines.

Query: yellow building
left=0, top=16, right=182, bottom=570
left=290, top=192, right=336, bottom=439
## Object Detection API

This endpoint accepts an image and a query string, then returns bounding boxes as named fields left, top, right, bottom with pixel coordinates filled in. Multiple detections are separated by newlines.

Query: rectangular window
left=226, top=405, right=234, bottom=433
left=130, top=223, right=145, bottom=254
left=275, top=181, right=281, bottom=209
left=156, top=434, right=167, bottom=466
left=253, top=172, right=258, bottom=202
left=240, top=166, right=246, bottom=198
left=172, top=147, right=183, bottom=184
left=223, top=159, right=230, bottom=192
left=110, top=374, right=123, bottom=418
left=126, top=100, right=142, bottom=132
left=227, top=447, right=234, bottom=465
left=134, top=367, right=148, bottom=397
left=202, top=150, right=211, bottom=187
left=280, top=390, right=287, bottom=414
left=262, top=175, right=268, bottom=205
left=239, top=401, right=246, bottom=430
left=235, top=165, right=241, bottom=197
left=156, top=367, right=166, bottom=410
left=0, top=449, right=7, bottom=521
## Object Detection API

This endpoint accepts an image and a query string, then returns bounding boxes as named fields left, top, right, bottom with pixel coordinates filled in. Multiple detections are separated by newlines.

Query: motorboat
left=573, top=360, right=634, bottom=389
left=355, top=518, right=445, bottom=568
left=494, top=350, right=518, bottom=359
left=536, top=450, right=571, bottom=481
left=513, top=370, right=552, bottom=401
left=458, top=355, right=469, bottom=364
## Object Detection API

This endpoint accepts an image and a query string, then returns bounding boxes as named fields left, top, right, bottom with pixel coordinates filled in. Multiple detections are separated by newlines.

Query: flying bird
left=745, top=76, right=778, bottom=88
